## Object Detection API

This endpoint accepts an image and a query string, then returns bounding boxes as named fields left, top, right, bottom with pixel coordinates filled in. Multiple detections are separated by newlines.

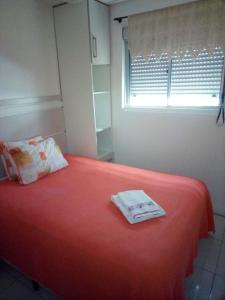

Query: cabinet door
left=89, top=0, right=110, bottom=65
left=54, top=1, right=98, bottom=158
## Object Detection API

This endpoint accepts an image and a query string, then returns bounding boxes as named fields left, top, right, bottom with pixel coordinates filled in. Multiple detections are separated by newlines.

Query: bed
left=0, top=154, right=214, bottom=300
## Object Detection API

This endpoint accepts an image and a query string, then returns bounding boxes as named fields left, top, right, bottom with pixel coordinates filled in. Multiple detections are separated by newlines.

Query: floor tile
left=37, top=287, right=61, bottom=300
left=195, top=237, right=221, bottom=272
left=0, top=260, right=16, bottom=293
left=210, top=275, right=225, bottom=300
left=0, top=267, right=17, bottom=294
left=210, top=215, right=225, bottom=241
left=216, top=242, right=225, bottom=278
left=0, top=260, right=23, bottom=280
left=184, top=267, right=214, bottom=300
left=18, top=274, right=36, bottom=291
left=18, top=275, right=61, bottom=299
left=0, top=279, right=42, bottom=300
left=0, top=260, right=61, bottom=299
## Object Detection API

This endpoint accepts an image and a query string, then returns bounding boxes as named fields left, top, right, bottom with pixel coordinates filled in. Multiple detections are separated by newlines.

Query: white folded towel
left=112, top=190, right=166, bottom=224
left=118, top=190, right=157, bottom=211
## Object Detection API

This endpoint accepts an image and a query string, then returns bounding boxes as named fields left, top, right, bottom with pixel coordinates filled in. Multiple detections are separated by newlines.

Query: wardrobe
left=54, top=0, right=113, bottom=161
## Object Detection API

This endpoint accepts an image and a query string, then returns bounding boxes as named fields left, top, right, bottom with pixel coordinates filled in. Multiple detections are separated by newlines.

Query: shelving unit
left=98, top=150, right=114, bottom=161
left=92, top=64, right=113, bottom=161
left=54, top=0, right=113, bottom=161
left=96, top=127, right=111, bottom=133
left=93, top=91, right=109, bottom=95
left=96, top=127, right=113, bottom=161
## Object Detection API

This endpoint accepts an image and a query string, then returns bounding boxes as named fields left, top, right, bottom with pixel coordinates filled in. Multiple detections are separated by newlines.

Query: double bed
left=0, top=154, right=214, bottom=300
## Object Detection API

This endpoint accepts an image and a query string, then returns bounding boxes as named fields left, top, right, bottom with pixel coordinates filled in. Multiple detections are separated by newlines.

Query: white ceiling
left=49, top=0, right=129, bottom=6
left=99, top=0, right=129, bottom=4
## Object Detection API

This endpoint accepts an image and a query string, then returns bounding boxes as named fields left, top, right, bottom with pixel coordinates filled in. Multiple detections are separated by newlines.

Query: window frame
left=124, top=41, right=225, bottom=111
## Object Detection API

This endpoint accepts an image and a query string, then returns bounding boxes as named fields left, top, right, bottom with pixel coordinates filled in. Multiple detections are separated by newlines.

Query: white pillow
left=0, top=136, right=43, bottom=181
left=7, top=137, right=68, bottom=184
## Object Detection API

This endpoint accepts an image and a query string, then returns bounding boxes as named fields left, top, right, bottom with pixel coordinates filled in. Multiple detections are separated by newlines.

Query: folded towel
left=112, top=191, right=166, bottom=224
left=132, top=206, right=162, bottom=219
left=117, top=190, right=153, bottom=211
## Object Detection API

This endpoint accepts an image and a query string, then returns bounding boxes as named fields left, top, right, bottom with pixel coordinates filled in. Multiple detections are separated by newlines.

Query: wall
left=0, top=0, right=60, bottom=99
left=0, top=0, right=66, bottom=178
left=110, top=0, right=225, bottom=215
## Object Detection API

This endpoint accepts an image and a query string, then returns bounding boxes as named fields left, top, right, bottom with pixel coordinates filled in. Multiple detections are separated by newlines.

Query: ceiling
left=99, top=0, right=129, bottom=4
left=49, top=0, right=129, bottom=6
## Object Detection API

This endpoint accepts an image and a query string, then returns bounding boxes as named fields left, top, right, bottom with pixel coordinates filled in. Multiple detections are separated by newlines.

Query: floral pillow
left=0, top=136, right=43, bottom=181
left=7, top=137, right=68, bottom=184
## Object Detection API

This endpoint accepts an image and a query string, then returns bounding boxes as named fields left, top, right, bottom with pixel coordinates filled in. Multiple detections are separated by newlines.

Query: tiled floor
left=184, top=214, right=225, bottom=300
left=0, top=260, right=60, bottom=300
left=0, top=214, right=224, bottom=300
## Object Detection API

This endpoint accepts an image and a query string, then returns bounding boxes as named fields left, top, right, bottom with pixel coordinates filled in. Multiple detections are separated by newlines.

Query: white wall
left=110, top=0, right=225, bottom=215
left=0, top=0, right=66, bottom=178
left=0, top=0, right=60, bottom=99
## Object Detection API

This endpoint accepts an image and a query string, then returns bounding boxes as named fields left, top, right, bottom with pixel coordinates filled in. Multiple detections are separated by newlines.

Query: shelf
left=98, top=149, right=113, bottom=161
left=93, top=91, right=110, bottom=95
left=96, top=126, right=111, bottom=133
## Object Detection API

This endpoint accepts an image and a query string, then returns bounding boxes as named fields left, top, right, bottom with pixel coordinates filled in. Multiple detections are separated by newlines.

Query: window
left=125, top=43, right=225, bottom=108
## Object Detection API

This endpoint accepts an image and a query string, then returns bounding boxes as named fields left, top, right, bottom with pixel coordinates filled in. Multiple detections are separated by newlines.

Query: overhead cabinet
left=89, top=0, right=110, bottom=65
left=54, top=0, right=113, bottom=161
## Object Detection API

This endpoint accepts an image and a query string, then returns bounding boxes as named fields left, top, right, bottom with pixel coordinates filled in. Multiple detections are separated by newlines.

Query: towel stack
left=112, top=190, right=166, bottom=224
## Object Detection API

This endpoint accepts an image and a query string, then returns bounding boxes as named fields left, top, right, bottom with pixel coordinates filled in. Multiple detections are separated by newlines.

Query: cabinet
left=89, top=0, right=110, bottom=65
left=54, top=0, right=113, bottom=161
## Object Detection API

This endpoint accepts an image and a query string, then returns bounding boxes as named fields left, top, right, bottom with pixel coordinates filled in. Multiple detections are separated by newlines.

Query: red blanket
left=0, top=155, right=214, bottom=300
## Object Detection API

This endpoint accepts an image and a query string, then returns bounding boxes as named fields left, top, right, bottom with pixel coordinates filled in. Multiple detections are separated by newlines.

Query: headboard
left=0, top=96, right=67, bottom=180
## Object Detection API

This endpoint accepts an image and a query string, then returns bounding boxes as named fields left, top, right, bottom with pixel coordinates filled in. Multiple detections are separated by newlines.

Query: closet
left=54, top=0, right=113, bottom=161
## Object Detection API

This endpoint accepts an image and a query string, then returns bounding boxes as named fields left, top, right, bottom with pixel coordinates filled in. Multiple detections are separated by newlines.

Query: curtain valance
left=128, top=0, right=225, bottom=59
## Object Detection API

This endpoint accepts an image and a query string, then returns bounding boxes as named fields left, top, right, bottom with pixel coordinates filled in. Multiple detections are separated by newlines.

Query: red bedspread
left=0, top=155, right=214, bottom=300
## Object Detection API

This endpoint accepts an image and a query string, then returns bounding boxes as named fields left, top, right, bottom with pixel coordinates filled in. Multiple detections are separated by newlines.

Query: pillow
left=0, top=136, right=43, bottom=181
left=7, top=137, right=68, bottom=184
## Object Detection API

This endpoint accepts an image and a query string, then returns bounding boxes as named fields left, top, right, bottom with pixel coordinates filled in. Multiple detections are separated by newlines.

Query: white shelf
left=98, top=149, right=113, bottom=161
left=93, top=91, right=110, bottom=95
left=96, top=126, right=111, bottom=133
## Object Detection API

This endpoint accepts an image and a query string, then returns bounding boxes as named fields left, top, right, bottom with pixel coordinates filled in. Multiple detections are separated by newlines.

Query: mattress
left=0, top=154, right=214, bottom=300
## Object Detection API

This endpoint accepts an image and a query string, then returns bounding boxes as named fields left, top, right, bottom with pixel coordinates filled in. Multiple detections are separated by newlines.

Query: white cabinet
left=54, top=0, right=113, bottom=161
left=89, top=0, right=110, bottom=65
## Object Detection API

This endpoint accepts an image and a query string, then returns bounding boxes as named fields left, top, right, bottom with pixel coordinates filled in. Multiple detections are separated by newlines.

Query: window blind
left=130, top=55, right=169, bottom=96
left=128, top=47, right=224, bottom=107
left=170, top=49, right=224, bottom=98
